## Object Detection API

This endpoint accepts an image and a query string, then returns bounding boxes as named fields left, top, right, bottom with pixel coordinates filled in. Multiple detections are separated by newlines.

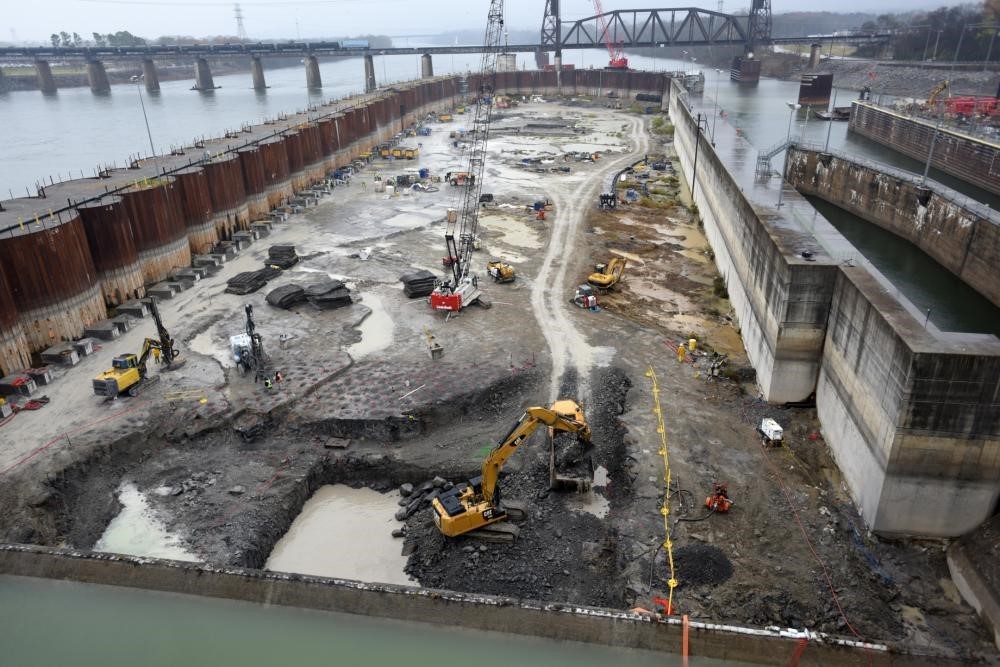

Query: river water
left=0, top=574, right=755, bottom=667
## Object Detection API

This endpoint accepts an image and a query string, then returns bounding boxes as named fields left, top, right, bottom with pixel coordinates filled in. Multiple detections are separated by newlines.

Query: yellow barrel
left=688, top=338, right=697, bottom=351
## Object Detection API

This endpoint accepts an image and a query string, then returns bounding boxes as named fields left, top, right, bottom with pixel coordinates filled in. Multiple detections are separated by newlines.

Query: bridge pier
left=142, top=58, right=160, bottom=92
left=305, top=55, right=322, bottom=89
left=363, top=54, right=376, bottom=93
left=251, top=56, right=267, bottom=90
left=35, top=59, right=57, bottom=94
left=554, top=55, right=562, bottom=91
left=194, top=57, right=216, bottom=91
left=86, top=59, right=111, bottom=94
left=808, top=43, right=821, bottom=68
left=420, top=53, right=433, bottom=79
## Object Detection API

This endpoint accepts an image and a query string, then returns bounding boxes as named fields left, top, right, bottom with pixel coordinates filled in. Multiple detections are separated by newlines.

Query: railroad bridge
left=0, top=1, right=889, bottom=93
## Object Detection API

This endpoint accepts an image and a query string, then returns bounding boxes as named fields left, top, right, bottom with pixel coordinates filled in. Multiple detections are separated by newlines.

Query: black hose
left=675, top=505, right=718, bottom=523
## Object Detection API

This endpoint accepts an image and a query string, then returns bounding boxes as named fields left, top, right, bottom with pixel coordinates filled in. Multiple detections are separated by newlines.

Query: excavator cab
left=487, top=258, right=515, bottom=283
left=588, top=257, right=627, bottom=291
left=112, top=354, right=138, bottom=370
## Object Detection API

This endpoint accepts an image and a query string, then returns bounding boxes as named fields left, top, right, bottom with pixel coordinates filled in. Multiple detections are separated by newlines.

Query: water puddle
left=95, top=483, right=199, bottom=562
left=346, top=294, right=394, bottom=360
left=480, top=215, right=543, bottom=249
left=188, top=329, right=235, bottom=369
left=566, top=490, right=611, bottom=519
left=266, top=485, right=413, bottom=586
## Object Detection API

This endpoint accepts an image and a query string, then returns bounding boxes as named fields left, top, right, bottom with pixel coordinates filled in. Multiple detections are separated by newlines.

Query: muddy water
left=94, top=483, right=199, bottom=562
left=346, top=294, right=395, bottom=360
left=265, top=485, right=412, bottom=586
left=0, top=575, right=755, bottom=667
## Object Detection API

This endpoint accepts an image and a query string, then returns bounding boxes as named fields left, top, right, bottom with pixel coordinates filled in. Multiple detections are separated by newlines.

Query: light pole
left=824, top=88, right=838, bottom=151
left=131, top=74, right=160, bottom=175
left=922, top=120, right=943, bottom=186
left=777, top=101, right=801, bottom=209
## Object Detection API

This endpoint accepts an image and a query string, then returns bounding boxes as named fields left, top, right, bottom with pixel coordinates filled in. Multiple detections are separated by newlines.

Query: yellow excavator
left=927, top=80, right=950, bottom=107
left=588, top=257, right=627, bottom=291
left=92, top=298, right=181, bottom=398
left=432, top=400, right=590, bottom=541
left=487, top=257, right=515, bottom=283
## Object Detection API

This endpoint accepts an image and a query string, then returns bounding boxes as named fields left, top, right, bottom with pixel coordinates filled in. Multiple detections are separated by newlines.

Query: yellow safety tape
left=646, top=365, right=678, bottom=611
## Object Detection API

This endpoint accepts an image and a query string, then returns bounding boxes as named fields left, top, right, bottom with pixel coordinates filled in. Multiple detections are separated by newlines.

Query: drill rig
left=429, top=0, right=506, bottom=312
left=92, top=298, right=181, bottom=398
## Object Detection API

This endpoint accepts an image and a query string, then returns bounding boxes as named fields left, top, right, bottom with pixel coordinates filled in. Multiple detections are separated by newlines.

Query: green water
left=0, top=575, right=754, bottom=667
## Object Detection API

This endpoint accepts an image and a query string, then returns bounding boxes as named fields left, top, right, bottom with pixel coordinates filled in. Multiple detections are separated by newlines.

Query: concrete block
left=187, top=267, right=209, bottom=279
left=24, top=367, right=53, bottom=386
left=0, top=402, right=11, bottom=419
left=110, top=315, right=137, bottom=334
left=116, top=300, right=149, bottom=319
left=146, top=286, right=175, bottom=300
left=83, top=320, right=122, bottom=341
left=250, top=221, right=272, bottom=238
left=73, top=338, right=98, bottom=357
left=192, top=255, right=221, bottom=268
left=172, top=268, right=201, bottom=282
left=166, top=280, right=194, bottom=293
left=0, top=374, right=37, bottom=397
left=41, top=343, right=80, bottom=367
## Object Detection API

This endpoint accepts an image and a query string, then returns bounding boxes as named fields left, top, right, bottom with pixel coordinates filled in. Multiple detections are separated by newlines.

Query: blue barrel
left=419, top=168, right=430, bottom=179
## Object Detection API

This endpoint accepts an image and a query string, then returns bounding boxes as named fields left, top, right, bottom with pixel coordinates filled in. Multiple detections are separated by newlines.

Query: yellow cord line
left=646, top=365, right=678, bottom=612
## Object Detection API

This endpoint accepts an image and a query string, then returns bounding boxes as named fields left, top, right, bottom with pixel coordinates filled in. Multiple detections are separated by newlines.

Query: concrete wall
left=670, top=80, right=1000, bottom=537
left=669, top=83, right=838, bottom=403
left=818, top=268, right=1000, bottom=536
left=0, top=543, right=939, bottom=667
left=787, top=147, right=1000, bottom=307
left=849, top=102, right=1000, bottom=197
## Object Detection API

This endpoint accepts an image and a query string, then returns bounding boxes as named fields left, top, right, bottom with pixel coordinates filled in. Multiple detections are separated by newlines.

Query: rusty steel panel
left=317, top=118, right=336, bottom=156
left=260, top=137, right=290, bottom=185
left=77, top=197, right=145, bottom=306
left=238, top=146, right=266, bottom=195
left=203, top=155, right=247, bottom=215
left=284, top=131, right=305, bottom=175
left=300, top=123, right=323, bottom=166
left=120, top=178, right=191, bottom=285
left=0, top=260, right=29, bottom=377
left=0, top=212, right=107, bottom=350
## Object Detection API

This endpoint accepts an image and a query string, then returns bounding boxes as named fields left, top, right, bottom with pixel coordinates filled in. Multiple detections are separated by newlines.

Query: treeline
left=49, top=31, right=146, bottom=47
left=45, top=31, right=391, bottom=48
left=857, top=3, right=1000, bottom=61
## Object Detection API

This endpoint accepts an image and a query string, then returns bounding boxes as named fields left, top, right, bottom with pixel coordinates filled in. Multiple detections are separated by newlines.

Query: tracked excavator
left=92, top=298, right=181, bottom=398
left=429, top=0, right=509, bottom=312
left=588, top=257, right=627, bottom=291
left=927, top=80, right=950, bottom=107
left=432, top=400, right=590, bottom=542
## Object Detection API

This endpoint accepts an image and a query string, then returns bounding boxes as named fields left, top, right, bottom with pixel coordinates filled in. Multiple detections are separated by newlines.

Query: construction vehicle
left=445, top=171, right=476, bottom=186
left=378, top=145, right=391, bottom=158
left=429, top=0, right=506, bottom=313
left=705, top=482, right=733, bottom=513
left=456, top=106, right=466, bottom=114
left=438, top=113, right=454, bottom=122
left=403, top=147, right=419, bottom=160
left=432, top=400, right=591, bottom=541
left=587, top=257, right=627, bottom=291
left=572, top=284, right=599, bottom=310
left=92, top=298, right=181, bottom=398
left=229, top=304, right=267, bottom=381
left=487, top=258, right=515, bottom=283
left=593, top=0, right=629, bottom=69
left=391, top=147, right=404, bottom=159
left=758, top=418, right=783, bottom=447
left=927, top=80, right=950, bottom=107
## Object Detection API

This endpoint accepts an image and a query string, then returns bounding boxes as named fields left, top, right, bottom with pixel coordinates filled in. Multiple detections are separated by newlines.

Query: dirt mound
left=673, top=544, right=733, bottom=586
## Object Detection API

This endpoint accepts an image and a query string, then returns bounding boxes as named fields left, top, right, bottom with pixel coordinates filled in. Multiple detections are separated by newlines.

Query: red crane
left=593, top=0, right=628, bottom=69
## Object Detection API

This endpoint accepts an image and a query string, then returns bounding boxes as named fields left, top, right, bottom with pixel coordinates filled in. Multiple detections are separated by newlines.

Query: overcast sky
left=6, top=0, right=952, bottom=43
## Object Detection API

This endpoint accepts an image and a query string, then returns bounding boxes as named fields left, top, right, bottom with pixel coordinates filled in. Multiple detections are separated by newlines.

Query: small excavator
left=927, top=80, right=950, bottom=107
left=92, top=298, right=181, bottom=398
left=588, top=257, right=627, bottom=291
left=432, top=400, right=591, bottom=542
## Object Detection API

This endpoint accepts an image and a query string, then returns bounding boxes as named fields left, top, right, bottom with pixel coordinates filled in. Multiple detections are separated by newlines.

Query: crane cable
left=646, top=365, right=679, bottom=613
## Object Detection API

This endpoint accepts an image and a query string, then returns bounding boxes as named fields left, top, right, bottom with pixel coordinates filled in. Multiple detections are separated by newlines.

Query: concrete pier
left=809, top=43, right=822, bottom=68
left=194, top=57, right=216, bottom=91
left=363, top=54, right=376, bottom=93
left=142, top=59, right=160, bottom=92
left=86, top=60, right=111, bottom=94
left=554, top=55, right=562, bottom=90
left=34, top=59, right=56, bottom=94
left=420, top=53, right=433, bottom=79
left=251, top=56, right=267, bottom=91
left=305, top=55, right=322, bottom=89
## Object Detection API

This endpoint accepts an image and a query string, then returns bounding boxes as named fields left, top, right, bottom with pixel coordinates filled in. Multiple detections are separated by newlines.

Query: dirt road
left=531, top=115, right=650, bottom=401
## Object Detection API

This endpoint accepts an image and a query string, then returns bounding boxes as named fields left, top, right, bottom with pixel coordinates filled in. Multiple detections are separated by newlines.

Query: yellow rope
left=646, top=365, right=678, bottom=612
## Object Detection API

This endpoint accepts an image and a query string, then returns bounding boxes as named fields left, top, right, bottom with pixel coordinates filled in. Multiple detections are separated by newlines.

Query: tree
left=93, top=32, right=106, bottom=47
left=72, top=32, right=82, bottom=47
left=59, top=31, right=71, bottom=47
left=50, top=33, right=60, bottom=48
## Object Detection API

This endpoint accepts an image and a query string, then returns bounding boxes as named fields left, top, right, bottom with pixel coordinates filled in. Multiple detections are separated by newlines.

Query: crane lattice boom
left=593, top=0, right=628, bottom=69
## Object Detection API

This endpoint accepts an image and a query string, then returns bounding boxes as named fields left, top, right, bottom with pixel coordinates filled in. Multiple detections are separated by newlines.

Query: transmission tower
left=234, top=3, right=249, bottom=42
left=746, top=0, right=771, bottom=56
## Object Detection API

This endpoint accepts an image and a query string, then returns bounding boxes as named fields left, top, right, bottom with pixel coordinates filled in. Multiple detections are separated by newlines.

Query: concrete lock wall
left=849, top=102, right=1000, bottom=198
left=818, top=268, right=1000, bottom=536
left=0, top=544, right=937, bottom=667
left=669, top=79, right=1000, bottom=537
left=787, top=147, right=1000, bottom=308
left=668, top=82, right=837, bottom=404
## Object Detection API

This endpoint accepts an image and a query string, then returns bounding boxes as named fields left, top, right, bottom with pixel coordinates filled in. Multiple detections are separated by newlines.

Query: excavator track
left=465, top=522, right=520, bottom=544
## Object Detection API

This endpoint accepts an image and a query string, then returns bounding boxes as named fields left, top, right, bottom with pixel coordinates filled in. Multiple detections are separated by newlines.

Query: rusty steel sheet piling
left=238, top=146, right=269, bottom=219
left=0, top=262, right=31, bottom=377
left=260, top=137, right=293, bottom=208
left=77, top=197, right=145, bottom=306
left=0, top=211, right=106, bottom=351
left=283, top=130, right=308, bottom=190
left=203, top=155, right=249, bottom=240
left=120, top=177, right=192, bottom=286
left=173, top=168, right=218, bottom=256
